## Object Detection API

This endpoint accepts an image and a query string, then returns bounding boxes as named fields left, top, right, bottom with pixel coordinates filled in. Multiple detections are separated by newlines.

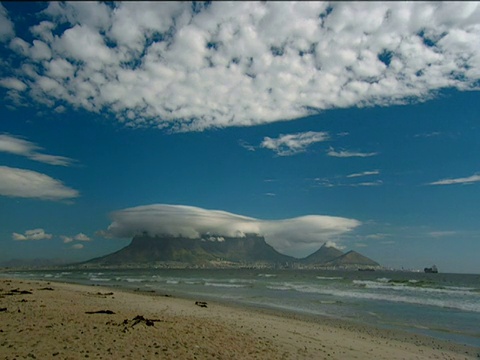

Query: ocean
left=3, top=268, right=480, bottom=348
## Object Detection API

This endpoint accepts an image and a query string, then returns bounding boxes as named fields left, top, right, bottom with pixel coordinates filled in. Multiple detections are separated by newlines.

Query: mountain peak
left=325, top=250, right=380, bottom=268
left=301, top=242, right=344, bottom=265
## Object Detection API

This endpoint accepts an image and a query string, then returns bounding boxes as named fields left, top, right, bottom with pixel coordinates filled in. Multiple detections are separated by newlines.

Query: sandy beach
left=0, top=278, right=478, bottom=359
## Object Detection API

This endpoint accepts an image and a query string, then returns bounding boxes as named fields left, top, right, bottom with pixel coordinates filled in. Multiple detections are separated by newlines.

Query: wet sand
left=1, top=278, right=478, bottom=359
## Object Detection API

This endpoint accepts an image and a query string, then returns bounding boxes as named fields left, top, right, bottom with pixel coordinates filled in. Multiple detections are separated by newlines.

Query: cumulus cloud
left=100, top=204, right=361, bottom=257
left=61, top=235, right=73, bottom=244
left=260, top=131, right=329, bottom=156
left=327, top=147, right=378, bottom=158
left=74, top=233, right=91, bottom=241
left=0, top=77, right=27, bottom=91
left=1, top=2, right=480, bottom=130
left=71, top=243, right=84, bottom=250
left=0, top=166, right=79, bottom=201
left=428, top=173, right=480, bottom=185
left=0, top=134, right=75, bottom=166
left=324, top=240, right=346, bottom=250
left=0, top=3, right=14, bottom=42
left=61, top=233, right=91, bottom=243
left=12, top=228, right=52, bottom=241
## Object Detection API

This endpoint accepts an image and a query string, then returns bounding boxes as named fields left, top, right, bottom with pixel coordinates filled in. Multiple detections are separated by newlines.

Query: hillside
left=325, top=250, right=380, bottom=268
left=301, top=243, right=344, bottom=265
left=80, top=235, right=380, bottom=269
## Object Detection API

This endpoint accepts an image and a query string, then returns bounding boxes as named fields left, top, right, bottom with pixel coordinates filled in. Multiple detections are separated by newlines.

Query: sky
left=1, top=2, right=480, bottom=273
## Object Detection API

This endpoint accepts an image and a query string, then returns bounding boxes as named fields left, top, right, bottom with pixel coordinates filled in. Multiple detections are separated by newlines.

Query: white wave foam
left=291, top=284, right=480, bottom=313
left=185, top=281, right=202, bottom=285
left=260, top=280, right=480, bottom=313
left=205, top=282, right=247, bottom=288
left=267, top=285, right=293, bottom=291
left=353, top=280, right=477, bottom=297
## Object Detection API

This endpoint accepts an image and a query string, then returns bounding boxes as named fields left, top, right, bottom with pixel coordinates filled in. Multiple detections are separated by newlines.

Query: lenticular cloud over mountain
left=101, top=204, right=361, bottom=257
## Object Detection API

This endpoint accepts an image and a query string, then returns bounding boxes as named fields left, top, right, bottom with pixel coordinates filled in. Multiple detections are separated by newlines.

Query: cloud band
left=100, top=204, right=361, bottom=257
left=1, top=2, right=480, bottom=131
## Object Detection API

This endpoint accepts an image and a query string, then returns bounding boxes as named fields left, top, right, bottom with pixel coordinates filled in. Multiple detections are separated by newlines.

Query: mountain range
left=81, top=233, right=381, bottom=269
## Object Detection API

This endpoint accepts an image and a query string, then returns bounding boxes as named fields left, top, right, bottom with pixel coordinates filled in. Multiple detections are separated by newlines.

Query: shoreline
left=1, top=278, right=479, bottom=359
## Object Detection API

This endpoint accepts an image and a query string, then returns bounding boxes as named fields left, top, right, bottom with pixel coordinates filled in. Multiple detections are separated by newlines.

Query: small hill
left=301, top=243, right=344, bottom=265
left=325, top=250, right=380, bottom=268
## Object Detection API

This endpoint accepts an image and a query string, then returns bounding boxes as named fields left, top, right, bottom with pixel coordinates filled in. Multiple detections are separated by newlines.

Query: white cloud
left=61, top=235, right=73, bottom=244
left=238, top=139, right=256, bottom=151
left=12, top=228, right=52, bottom=241
left=1, top=2, right=479, bottom=130
left=346, top=170, right=380, bottom=178
left=414, top=131, right=442, bottom=138
left=365, top=233, right=390, bottom=240
left=327, top=147, right=378, bottom=158
left=0, top=3, right=14, bottom=42
left=100, top=204, right=361, bottom=257
left=261, top=131, right=329, bottom=156
left=0, top=166, right=79, bottom=201
left=61, top=233, right=91, bottom=243
left=74, top=233, right=91, bottom=241
left=355, top=243, right=368, bottom=248
left=72, top=243, right=84, bottom=250
left=428, top=173, right=480, bottom=185
left=324, top=240, right=346, bottom=250
left=313, top=173, right=382, bottom=188
left=428, top=231, right=458, bottom=238
left=0, top=134, right=74, bottom=166
left=353, top=180, right=383, bottom=187
left=0, top=77, right=27, bottom=91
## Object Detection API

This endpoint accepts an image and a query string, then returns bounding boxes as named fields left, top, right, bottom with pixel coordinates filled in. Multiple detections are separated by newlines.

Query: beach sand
left=1, top=278, right=478, bottom=359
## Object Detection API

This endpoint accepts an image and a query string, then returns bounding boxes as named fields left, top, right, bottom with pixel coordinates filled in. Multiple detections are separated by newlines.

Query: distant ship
left=424, top=265, right=438, bottom=273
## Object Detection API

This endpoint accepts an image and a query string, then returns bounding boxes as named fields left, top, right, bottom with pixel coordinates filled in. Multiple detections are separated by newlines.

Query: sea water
left=3, top=269, right=480, bottom=347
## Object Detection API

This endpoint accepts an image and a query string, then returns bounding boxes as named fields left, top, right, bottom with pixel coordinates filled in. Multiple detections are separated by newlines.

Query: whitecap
left=204, top=282, right=247, bottom=288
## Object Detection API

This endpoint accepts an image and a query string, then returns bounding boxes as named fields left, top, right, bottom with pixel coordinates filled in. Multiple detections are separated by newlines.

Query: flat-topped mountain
left=85, top=233, right=292, bottom=267
left=80, top=234, right=381, bottom=269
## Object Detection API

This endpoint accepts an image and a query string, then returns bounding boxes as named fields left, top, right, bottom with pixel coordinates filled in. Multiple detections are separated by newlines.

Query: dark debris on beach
left=195, top=301, right=208, bottom=308
left=85, top=310, right=116, bottom=315
left=3, top=289, right=33, bottom=295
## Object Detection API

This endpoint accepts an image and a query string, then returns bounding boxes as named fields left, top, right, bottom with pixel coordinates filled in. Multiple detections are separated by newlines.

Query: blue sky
left=1, top=2, right=480, bottom=273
